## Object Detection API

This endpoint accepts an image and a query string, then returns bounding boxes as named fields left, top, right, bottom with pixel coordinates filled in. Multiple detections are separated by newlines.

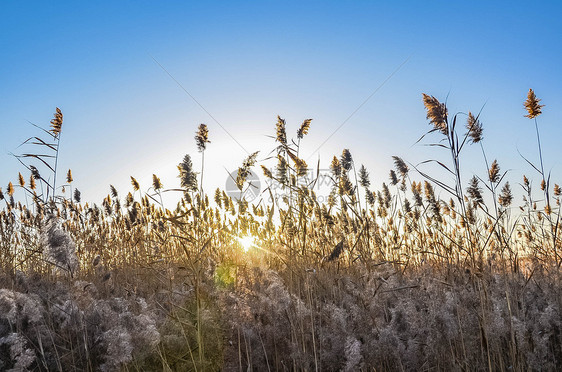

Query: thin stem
left=200, top=151, right=205, bottom=195
left=50, top=134, right=62, bottom=203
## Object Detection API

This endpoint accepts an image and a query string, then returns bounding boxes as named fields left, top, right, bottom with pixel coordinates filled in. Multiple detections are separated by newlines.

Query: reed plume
left=110, top=185, right=118, bottom=198
left=340, top=149, right=353, bottom=171
left=276, top=116, right=287, bottom=145
left=178, top=154, right=198, bottom=192
left=50, top=107, right=63, bottom=137
left=195, top=124, right=210, bottom=152
left=236, top=152, right=259, bottom=191
left=297, top=118, right=312, bottom=139
left=152, top=174, right=163, bottom=191
left=524, top=89, right=544, bottom=119
left=467, top=176, right=483, bottom=206
left=330, top=156, right=342, bottom=178
left=466, top=112, right=483, bottom=143
left=498, top=182, right=513, bottom=207
left=358, top=165, right=370, bottom=188
left=489, top=160, right=500, bottom=184
left=130, top=176, right=140, bottom=191
left=422, top=93, right=448, bottom=135
left=73, top=188, right=81, bottom=202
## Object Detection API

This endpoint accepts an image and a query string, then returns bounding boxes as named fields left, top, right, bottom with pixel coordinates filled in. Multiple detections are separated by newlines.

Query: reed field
left=1, top=90, right=561, bottom=371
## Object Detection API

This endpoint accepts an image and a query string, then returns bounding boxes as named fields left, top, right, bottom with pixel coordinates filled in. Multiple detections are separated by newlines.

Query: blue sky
left=1, top=1, right=561, bottom=206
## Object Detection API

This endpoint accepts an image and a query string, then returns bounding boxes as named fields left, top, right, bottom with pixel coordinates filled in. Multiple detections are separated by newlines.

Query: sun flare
left=238, top=236, right=255, bottom=252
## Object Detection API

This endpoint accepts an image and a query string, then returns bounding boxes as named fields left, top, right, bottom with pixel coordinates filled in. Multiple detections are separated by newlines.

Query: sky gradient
left=2, top=1, right=561, bottom=206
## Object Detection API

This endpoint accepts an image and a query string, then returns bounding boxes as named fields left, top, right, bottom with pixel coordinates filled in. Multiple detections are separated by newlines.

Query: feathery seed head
left=489, top=160, right=500, bottom=183
left=195, top=123, right=210, bottom=152
left=7, top=182, right=14, bottom=196
left=297, top=118, right=312, bottom=139
left=178, top=154, right=198, bottom=192
left=18, top=173, right=25, bottom=188
left=341, top=149, right=353, bottom=171
left=467, top=176, right=484, bottom=205
left=152, top=174, right=163, bottom=191
left=50, top=107, right=63, bottom=137
left=130, top=176, right=140, bottom=191
left=236, top=151, right=259, bottom=191
left=276, top=116, right=287, bottom=145
left=66, top=169, right=73, bottom=184
left=422, top=93, right=448, bottom=135
left=30, top=166, right=40, bottom=180
left=358, top=165, right=370, bottom=187
left=466, top=112, right=483, bottom=143
left=389, top=170, right=398, bottom=186
left=110, top=185, right=118, bottom=198
left=330, top=156, right=341, bottom=178
left=524, top=89, right=544, bottom=119
left=125, top=192, right=134, bottom=207
left=261, top=165, right=273, bottom=179
left=73, top=188, right=81, bottom=203
left=498, top=182, right=513, bottom=207
left=392, top=156, right=409, bottom=179
left=276, top=155, right=288, bottom=185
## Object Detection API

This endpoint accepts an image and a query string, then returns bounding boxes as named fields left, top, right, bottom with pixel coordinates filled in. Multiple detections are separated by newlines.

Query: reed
left=1, top=91, right=561, bottom=371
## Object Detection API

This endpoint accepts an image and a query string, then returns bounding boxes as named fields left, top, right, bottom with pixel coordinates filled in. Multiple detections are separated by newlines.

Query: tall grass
left=1, top=90, right=561, bottom=371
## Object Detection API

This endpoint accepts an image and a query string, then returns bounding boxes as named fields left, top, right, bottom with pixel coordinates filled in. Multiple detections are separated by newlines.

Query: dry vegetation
left=1, top=90, right=561, bottom=371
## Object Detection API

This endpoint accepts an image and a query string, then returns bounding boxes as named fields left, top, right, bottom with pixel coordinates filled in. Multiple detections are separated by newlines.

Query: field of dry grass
left=1, top=90, right=561, bottom=371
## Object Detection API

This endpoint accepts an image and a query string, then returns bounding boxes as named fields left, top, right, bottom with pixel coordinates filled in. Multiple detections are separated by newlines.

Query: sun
left=237, top=236, right=254, bottom=252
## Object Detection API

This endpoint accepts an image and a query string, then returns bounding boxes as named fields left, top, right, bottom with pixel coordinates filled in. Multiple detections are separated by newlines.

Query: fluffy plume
left=50, top=107, right=63, bottom=137
left=261, top=165, right=273, bottom=179
left=178, top=155, right=198, bottom=192
left=195, top=123, right=210, bottom=152
left=524, top=89, right=544, bottom=119
left=489, top=160, right=500, bottom=184
left=467, top=176, right=484, bottom=206
left=359, top=165, right=370, bottom=188
left=41, top=215, right=79, bottom=274
left=152, top=174, right=163, bottom=191
left=422, top=93, right=448, bottom=135
left=30, top=165, right=41, bottom=180
left=330, top=156, right=342, bottom=178
left=275, top=116, right=287, bottom=145
left=110, top=185, right=118, bottom=198
left=236, top=152, right=259, bottom=191
left=341, top=149, right=353, bottom=171
left=130, top=176, right=140, bottom=191
left=392, top=156, right=409, bottom=179
left=297, top=118, right=312, bottom=139
left=498, top=182, right=513, bottom=207
left=466, top=112, right=483, bottom=143
left=73, top=188, right=81, bottom=203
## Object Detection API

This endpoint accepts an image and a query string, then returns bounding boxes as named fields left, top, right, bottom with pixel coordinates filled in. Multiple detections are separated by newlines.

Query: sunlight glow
left=238, top=236, right=255, bottom=252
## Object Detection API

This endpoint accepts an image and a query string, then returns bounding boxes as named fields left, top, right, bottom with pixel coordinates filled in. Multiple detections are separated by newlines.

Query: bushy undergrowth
left=1, top=90, right=561, bottom=371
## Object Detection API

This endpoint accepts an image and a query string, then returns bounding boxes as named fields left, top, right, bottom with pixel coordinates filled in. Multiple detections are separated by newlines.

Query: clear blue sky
left=1, top=1, right=561, bottom=206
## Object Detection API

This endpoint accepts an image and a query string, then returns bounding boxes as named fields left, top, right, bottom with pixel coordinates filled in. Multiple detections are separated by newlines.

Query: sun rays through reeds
left=1, top=90, right=561, bottom=371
